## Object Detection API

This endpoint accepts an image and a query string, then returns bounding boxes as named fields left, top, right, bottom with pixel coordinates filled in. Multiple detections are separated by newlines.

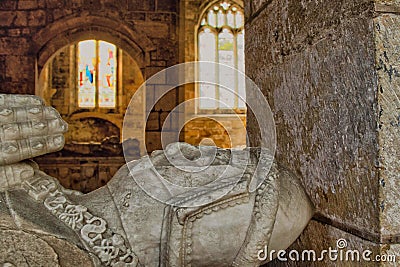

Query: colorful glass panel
left=78, top=40, right=96, bottom=108
left=77, top=40, right=118, bottom=109
left=98, top=41, right=117, bottom=108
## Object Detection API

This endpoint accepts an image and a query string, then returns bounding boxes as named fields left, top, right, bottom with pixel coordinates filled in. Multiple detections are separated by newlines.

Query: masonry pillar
left=246, top=0, right=400, bottom=265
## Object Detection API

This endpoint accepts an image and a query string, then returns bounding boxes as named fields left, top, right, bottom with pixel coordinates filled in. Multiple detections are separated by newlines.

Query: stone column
left=246, top=0, right=400, bottom=265
left=375, top=0, right=400, bottom=263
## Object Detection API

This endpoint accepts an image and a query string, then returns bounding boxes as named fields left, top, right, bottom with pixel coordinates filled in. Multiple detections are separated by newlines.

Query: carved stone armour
left=0, top=94, right=314, bottom=266
left=0, top=146, right=313, bottom=267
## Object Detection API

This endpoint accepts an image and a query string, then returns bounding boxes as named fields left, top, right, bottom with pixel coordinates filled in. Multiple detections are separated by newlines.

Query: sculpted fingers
left=0, top=94, right=68, bottom=164
left=0, top=106, right=61, bottom=125
left=0, top=118, right=68, bottom=141
left=0, top=94, right=44, bottom=108
left=0, top=134, right=65, bottom=165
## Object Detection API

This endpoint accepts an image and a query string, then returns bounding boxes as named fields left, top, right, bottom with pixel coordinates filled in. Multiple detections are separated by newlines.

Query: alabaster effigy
left=0, top=94, right=313, bottom=267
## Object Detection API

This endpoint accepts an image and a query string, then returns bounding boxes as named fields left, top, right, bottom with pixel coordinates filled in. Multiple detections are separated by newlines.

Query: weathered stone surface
left=183, top=116, right=247, bottom=149
left=146, top=111, right=160, bottom=131
left=374, top=13, right=400, bottom=237
left=0, top=11, right=15, bottom=27
left=146, top=131, right=162, bottom=152
left=39, top=235, right=95, bottom=267
left=266, top=220, right=381, bottom=267
left=246, top=0, right=379, bottom=237
left=154, top=89, right=177, bottom=112
left=28, top=10, right=46, bottom=26
left=381, top=244, right=400, bottom=266
left=0, top=96, right=314, bottom=266
left=127, top=0, right=155, bottom=11
left=35, top=156, right=126, bottom=193
left=375, top=0, right=400, bottom=13
left=247, top=1, right=400, bottom=267
left=0, top=229, right=59, bottom=266
left=0, top=0, right=179, bottom=151
left=18, top=0, right=39, bottom=10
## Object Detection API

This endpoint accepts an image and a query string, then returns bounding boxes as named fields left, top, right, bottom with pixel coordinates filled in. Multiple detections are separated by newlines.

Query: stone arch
left=69, top=112, right=123, bottom=130
left=197, top=0, right=244, bottom=26
left=32, top=13, right=155, bottom=74
left=33, top=16, right=148, bottom=156
left=194, top=0, right=244, bottom=60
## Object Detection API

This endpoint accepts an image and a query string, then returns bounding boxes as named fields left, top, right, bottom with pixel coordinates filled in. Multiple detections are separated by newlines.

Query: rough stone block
left=135, top=21, right=170, bottom=38
left=46, top=0, right=61, bottom=8
left=128, top=0, right=155, bottom=11
left=146, top=111, right=160, bottom=131
left=154, top=89, right=177, bottom=112
left=265, top=220, right=380, bottom=266
left=18, top=0, right=38, bottom=10
left=160, top=111, right=169, bottom=130
left=246, top=0, right=379, bottom=235
left=381, top=244, right=400, bottom=266
left=6, top=55, right=33, bottom=81
left=146, top=67, right=166, bottom=84
left=250, top=0, right=270, bottom=15
left=0, top=11, right=15, bottom=27
left=146, top=131, right=162, bottom=152
left=374, top=13, right=400, bottom=237
left=156, top=0, right=177, bottom=12
left=125, top=11, right=146, bottom=21
left=375, top=0, right=400, bottom=13
left=0, top=1, right=17, bottom=10
left=28, top=10, right=46, bottom=26
left=14, top=11, right=28, bottom=26
left=7, top=28, right=22, bottom=37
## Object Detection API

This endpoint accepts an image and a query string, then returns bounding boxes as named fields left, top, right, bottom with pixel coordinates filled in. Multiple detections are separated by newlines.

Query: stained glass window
left=197, top=1, right=245, bottom=110
left=77, top=40, right=117, bottom=108
left=78, top=40, right=96, bottom=108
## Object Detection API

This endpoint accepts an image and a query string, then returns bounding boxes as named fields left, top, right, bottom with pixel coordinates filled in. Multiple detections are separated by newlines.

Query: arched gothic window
left=198, top=1, right=245, bottom=111
left=77, top=40, right=118, bottom=108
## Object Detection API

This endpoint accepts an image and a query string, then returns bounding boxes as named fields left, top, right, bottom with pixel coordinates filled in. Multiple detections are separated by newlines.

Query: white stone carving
left=23, top=175, right=139, bottom=266
left=0, top=94, right=314, bottom=266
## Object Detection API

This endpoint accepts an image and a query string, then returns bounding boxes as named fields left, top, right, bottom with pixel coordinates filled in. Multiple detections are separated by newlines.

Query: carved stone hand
left=0, top=94, right=68, bottom=190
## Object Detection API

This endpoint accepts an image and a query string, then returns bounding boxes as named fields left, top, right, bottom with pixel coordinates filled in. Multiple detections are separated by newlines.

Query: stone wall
left=246, top=0, right=400, bottom=265
left=375, top=0, right=400, bottom=263
left=182, top=116, right=247, bottom=148
left=39, top=45, right=144, bottom=148
left=0, top=0, right=248, bottom=153
left=35, top=156, right=125, bottom=193
left=0, top=0, right=179, bottom=154
left=0, top=0, right=180, bottom=192
left=0, top=0, right=178, bottom=92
